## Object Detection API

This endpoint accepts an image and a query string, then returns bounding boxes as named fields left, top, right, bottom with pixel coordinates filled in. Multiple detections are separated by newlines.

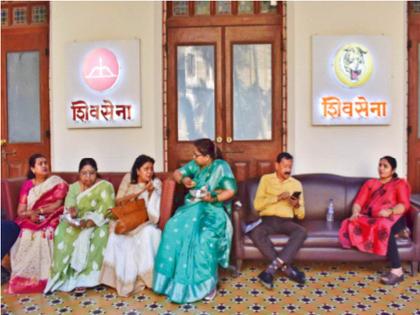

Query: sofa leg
left=232, top=259, right=243, bottom=277
left=410, top=261, right=419, bottom=276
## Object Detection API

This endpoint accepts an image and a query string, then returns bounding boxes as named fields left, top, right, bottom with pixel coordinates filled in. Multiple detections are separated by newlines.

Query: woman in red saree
left=339, top=156, right=411, bottom=285
left=8, top=154, right=68, bottom=293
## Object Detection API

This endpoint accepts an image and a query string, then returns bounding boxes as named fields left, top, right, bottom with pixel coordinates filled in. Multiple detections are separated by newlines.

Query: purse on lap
left=111, top=198, right=148, bottom=234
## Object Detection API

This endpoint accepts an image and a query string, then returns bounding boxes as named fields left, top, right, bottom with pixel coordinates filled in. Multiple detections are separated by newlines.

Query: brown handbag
left=111, top=198, right=148, bottom=234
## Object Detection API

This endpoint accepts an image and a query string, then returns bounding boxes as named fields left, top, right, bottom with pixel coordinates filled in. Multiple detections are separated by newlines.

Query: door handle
left=216, top=136, right=223, bottom=143
left=226, top=137, right=233, bottom=143
left=1, top=139, right=6, bottom=146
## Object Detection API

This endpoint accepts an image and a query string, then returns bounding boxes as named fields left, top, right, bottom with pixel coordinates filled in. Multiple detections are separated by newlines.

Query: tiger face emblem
left=334, top=43, right=373, bottom=88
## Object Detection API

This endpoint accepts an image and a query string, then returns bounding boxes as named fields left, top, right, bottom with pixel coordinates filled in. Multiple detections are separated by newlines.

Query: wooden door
left=224, top=25, right=282, bottom=181
left=167, top=27, right=223, bottom=170
left=408, top=3, right=420, bottom=192
left=166, top=10, right=284, bottom=181
left=1, top=2, right=50, bottom=178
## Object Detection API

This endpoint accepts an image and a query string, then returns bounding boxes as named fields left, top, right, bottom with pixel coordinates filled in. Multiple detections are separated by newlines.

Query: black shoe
left=1, top=267, right=10, bottom=285
left=282, top=265, right=306, bottom=284
left=258, top=271, right=274, bottom=290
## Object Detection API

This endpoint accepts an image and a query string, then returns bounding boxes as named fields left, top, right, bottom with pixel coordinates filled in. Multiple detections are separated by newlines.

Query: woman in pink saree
left=8, top=154, right=68, bottom=293
left=339, top=156, right=411, bottom=285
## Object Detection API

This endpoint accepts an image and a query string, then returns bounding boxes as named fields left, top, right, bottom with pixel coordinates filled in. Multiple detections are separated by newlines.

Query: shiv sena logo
left=334, top=43, right=373, bottom=88
left=82, top=48, right=119, bottom=92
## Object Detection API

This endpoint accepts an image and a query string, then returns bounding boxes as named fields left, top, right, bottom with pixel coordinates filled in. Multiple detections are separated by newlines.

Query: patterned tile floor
left=1, top=261, right=419, bottom=315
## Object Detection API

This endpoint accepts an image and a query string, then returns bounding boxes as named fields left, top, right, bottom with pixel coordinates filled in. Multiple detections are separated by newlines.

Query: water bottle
left=326, top=198, right=334, bottom=222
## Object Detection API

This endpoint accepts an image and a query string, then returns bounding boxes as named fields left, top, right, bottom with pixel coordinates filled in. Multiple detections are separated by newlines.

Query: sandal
left=203, top=288, right=217, bottom=301
left=380, top=272, right=404, bottom=285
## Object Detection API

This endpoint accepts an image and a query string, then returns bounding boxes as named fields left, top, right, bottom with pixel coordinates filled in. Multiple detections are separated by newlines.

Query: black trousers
left=387, top=216, right=406, bottom=269
left=249, top=216, right=307, bottom=265
left=1, top=220, right=20, bottom=259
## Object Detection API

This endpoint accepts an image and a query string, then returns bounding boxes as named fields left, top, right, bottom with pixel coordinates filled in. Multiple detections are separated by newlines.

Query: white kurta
left=100, top=174, right=162, bottom=296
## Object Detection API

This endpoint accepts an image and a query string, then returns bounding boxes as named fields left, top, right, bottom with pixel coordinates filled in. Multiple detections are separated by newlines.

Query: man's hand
left=288, top=196, right=299, bottom=208
left=277, top=192, right=290, bottom=202
left=182, top=177, right=196, bottom=189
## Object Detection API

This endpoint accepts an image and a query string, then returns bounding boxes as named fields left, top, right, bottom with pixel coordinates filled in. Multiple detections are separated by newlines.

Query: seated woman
left=339, top=156, right=411, bottom=285
left=45, top=158, right=115, bottom=292
left=100, top=155, right=162, bottom=296
left=153, top=138, right=237, bottom=303
left=9, top=154, right=68, bottom=293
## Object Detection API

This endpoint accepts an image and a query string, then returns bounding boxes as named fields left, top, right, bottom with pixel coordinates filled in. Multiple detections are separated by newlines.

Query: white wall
left=287, top=1, right=407, bottom=177
left=50, top=1, right=163, bottom=172
left=50, top=1, right=407, bottom=177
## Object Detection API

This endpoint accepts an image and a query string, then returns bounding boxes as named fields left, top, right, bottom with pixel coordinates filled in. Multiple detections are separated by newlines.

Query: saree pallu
left=100, top=176, right=162, bottom=297
left=9, top=175, right=68, bottom=294
left=153, top=159, right=237, bottom=304
left=45, top=180, right=115, bottom=293
left=339, top=178, right=411, bottom=256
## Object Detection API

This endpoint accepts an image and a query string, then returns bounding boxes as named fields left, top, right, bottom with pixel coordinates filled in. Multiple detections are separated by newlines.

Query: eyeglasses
left=192, top=152, right=203, bottom=158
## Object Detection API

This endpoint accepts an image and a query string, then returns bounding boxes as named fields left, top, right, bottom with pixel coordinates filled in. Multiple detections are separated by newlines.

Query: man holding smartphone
left=250, top=152, right=307, bottom=289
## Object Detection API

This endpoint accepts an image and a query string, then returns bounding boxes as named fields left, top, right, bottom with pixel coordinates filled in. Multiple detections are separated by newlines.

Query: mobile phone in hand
left=291, top=191, right=301, bottom=199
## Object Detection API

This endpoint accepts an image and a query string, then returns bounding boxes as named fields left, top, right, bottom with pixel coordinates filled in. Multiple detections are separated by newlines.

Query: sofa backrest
left=53, top=172, right=173, bottom=192
left=239, top=173, right=368, bottom=221
left=1, top=172, right=175, bottom=226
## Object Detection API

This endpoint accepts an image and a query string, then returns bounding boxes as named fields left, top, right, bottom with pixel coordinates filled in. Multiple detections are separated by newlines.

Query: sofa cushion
left=243, top=219, right=413, bottom=249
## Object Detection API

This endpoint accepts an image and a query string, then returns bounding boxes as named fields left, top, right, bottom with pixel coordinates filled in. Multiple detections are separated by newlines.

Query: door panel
left=1, top=29, right=50, bottom=178
left=224, top=25, right=282, bottom=181
left=167, top=27, right=223, bottom=171
left=177, top=45, right=216, bottom=141
left=408, top=6, right=420, bottom=192
left=166, top=4, right=284, bottom=181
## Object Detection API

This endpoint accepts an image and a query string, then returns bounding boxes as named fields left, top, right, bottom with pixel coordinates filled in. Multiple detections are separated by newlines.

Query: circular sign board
left=83, top=48, right=119, bottom=91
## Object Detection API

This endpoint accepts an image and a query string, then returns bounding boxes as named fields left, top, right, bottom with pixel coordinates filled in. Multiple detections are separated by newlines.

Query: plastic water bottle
left=326, top=199, right=334, bottom=222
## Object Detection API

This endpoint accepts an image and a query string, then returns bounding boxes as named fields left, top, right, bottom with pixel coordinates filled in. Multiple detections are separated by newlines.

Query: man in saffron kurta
left=250, top=152, right=307, bottom=289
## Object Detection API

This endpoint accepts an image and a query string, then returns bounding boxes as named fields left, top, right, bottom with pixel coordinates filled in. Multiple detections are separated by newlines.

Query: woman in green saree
left=45, top=158, right=115, bottom=292
left=153, top=138, right=237, bottom=304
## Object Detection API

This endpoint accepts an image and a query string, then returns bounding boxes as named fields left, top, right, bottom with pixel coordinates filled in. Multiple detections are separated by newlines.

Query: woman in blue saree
left=153, top=138, right=237, bottom=303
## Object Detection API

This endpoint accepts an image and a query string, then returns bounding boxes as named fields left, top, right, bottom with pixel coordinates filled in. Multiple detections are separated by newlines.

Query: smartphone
left=291, top=191, right=301, bottom=199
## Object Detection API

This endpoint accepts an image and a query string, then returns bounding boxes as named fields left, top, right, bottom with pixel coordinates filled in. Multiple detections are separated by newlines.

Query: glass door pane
left=177, top=45, right=215, bottom=140
left=7, top=51, right=41, bottom=143
left=233, top=44, right=272, bottom=140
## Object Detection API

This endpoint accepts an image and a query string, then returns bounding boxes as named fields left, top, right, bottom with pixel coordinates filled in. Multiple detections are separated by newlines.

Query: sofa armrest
left=409, top=204, right=420, bottom=245
left=158, top=178, right=176, bottom=231
left=1, top=177, right=26, bottom=220
left=232, top=202, right=245, bottom=258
